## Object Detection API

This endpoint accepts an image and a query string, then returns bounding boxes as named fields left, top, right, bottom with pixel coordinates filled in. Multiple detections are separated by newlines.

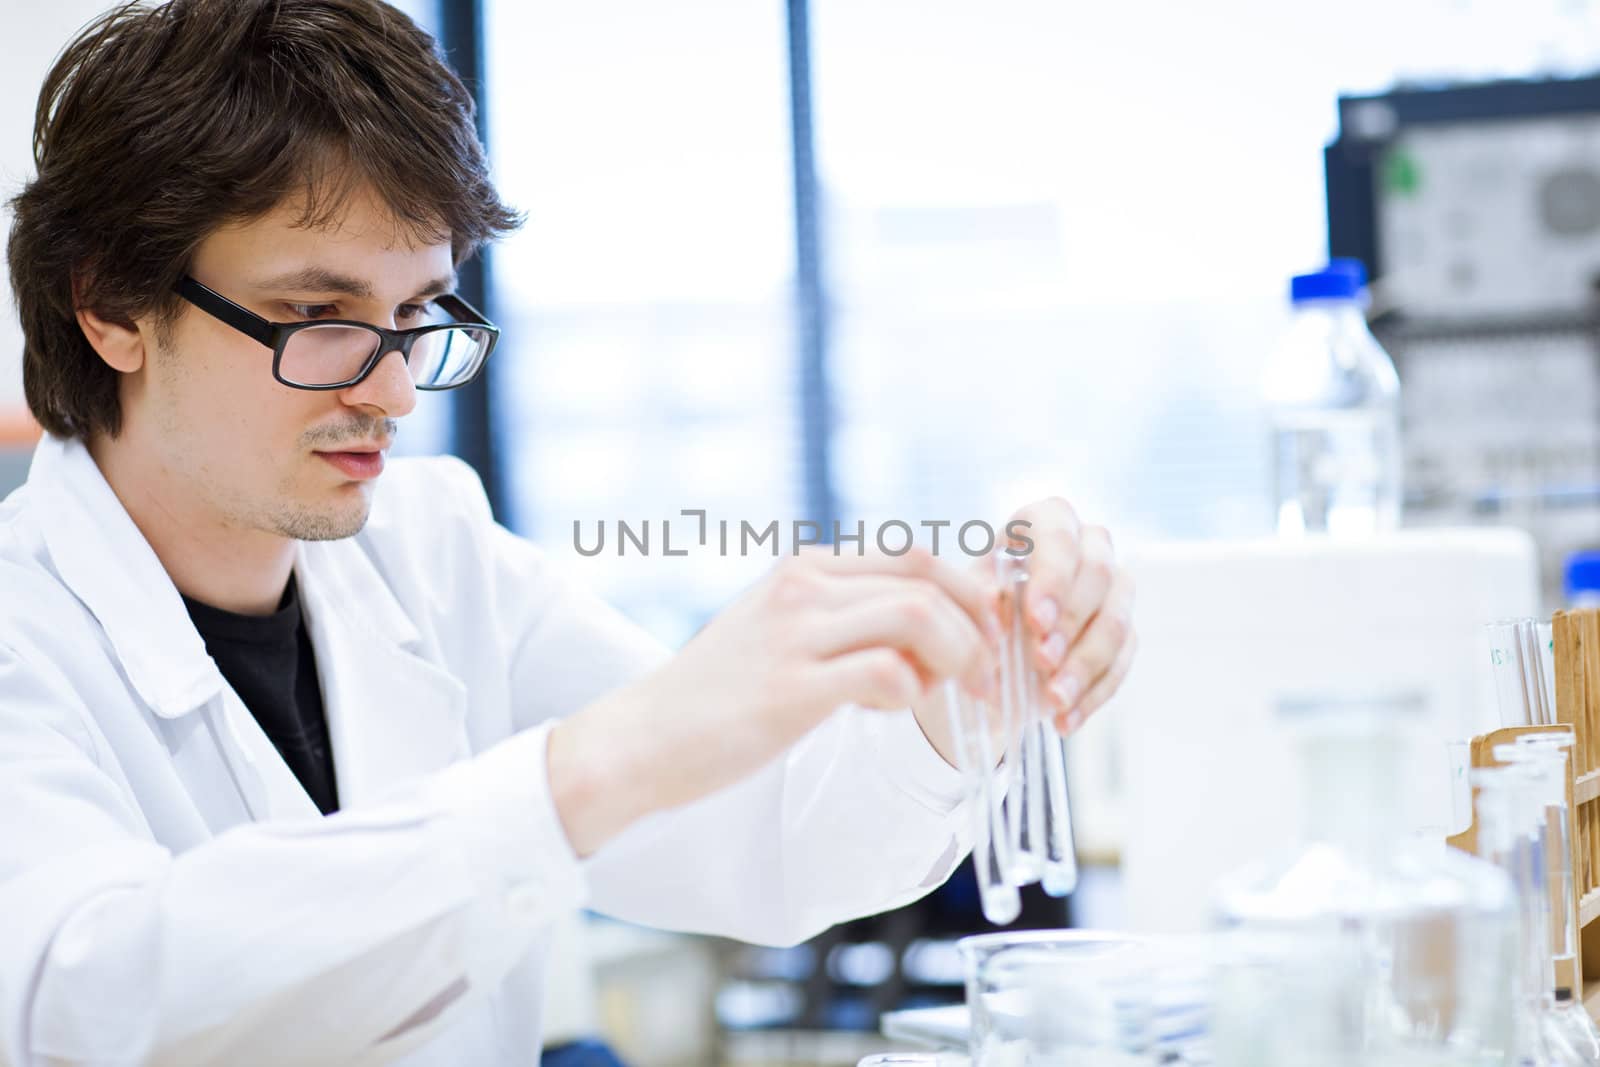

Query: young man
left=0, top=1, right=1136, bottom=1064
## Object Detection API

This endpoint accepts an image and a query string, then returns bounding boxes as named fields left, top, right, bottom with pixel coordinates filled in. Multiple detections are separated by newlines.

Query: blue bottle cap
left=1290, top=263, right=1363, bottom=304
left=1327, top=257, right=1368, bottom=289
left=1565, top=551, right=1600, bottom=600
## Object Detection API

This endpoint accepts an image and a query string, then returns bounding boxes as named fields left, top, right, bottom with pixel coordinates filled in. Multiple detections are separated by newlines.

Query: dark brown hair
left=7, top=0, right=521, bottom=439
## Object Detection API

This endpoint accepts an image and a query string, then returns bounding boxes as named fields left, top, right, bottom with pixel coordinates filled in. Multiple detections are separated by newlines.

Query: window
left=484, top=0, right=801, bottom=645
left=476, top=0, right=1600, bottom=648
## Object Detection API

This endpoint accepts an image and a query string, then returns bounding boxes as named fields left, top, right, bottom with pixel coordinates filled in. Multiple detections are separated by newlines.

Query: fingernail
left=1041, top=631, right=1067, bottom=668
left=1033, top=596, right=1059, bottom=632
left=1065, top=709, right=1084, bottom=732
left=1051, top=674, right=1081, bottom=708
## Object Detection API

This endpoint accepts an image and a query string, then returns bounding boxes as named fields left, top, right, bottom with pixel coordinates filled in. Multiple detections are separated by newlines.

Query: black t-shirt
left=181, top=575, right=339, bottom=815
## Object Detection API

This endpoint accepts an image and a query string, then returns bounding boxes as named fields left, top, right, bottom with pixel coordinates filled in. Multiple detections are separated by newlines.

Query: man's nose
left=341, top=347, right=418, bottom=420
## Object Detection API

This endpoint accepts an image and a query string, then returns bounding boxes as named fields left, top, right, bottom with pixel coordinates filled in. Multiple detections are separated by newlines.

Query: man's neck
left=88, top=436, right=296, bottom=616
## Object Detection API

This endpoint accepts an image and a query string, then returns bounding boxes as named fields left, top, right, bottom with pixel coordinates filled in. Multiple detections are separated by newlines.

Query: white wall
left=0, top=0, right=112, bottom=413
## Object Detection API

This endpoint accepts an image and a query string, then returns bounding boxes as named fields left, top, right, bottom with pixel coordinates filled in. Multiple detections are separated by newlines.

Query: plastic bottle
left=1211, top=695, right=1518, bottom=1066
left=1263, top=259, right=1402, bottom=537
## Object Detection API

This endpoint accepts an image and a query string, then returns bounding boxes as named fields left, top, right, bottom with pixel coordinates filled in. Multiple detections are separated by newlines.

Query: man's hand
left=1003, top=496, right=1137, bottom=735
left=548, top=547, right=1003, bottom=857
left=910, top=497, right=1137, bottom=753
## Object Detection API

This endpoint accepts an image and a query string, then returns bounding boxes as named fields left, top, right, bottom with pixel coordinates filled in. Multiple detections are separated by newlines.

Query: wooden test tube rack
left=1552, top=609, right=1600, bottom=1020
left=1447, top=723, right=1582, bottom=1002
left=1446, top=609, right=1600, bottom=1019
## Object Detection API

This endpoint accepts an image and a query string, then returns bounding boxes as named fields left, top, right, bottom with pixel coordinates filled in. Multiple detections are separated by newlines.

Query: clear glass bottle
left=1212, top=695, right=1517, bottom=1066
left=1262, top=259, right=1402, bottom=537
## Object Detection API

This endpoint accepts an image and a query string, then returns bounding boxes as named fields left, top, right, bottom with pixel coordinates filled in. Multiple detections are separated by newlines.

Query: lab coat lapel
left=24, top=434, right=468, bottom=820
left=295, top=540, right=470, bottom=809
left=210, top=685, right=323, bottom=823
left=25, top=436, right=322, bottom=823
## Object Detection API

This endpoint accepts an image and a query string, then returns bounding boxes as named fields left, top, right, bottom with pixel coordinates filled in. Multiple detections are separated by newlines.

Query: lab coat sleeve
left=0, top=639, right=586, bottom=1067
left=581, top=702, right=974, bottom=947
left=483, top=510, right=974, bottom=948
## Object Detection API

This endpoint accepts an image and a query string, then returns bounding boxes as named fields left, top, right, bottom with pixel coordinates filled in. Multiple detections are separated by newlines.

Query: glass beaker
left=959, top=930, right=1155, bottom=1066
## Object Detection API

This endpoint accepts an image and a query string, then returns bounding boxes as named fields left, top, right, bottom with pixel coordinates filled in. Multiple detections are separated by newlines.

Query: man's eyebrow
left=252, top=267, right=373, bottom=298
left=251, top=268, right=458, bottom=300
left=412, top=275, right=457, bottom=300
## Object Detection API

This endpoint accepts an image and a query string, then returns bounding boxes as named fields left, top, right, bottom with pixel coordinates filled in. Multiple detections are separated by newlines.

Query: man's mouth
left=314, top=445, right=387, bottom=481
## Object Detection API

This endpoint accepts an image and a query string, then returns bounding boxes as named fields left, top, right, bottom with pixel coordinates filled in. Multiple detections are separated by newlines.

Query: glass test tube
left=941, top=553, right=1080, bottom=922
left=1519, top=620, right=1554, bottom=727
left=998, top=554, right=1078, bottom=897
left=998, top=555, right=1045, bottom=885
left=944, top=680, right=1020, bottom=925
left=1538, top=621, right=1558, bottom=726
left=1484, top=617, right=1548, bottom=726
left=1473, top=763, right=1554, bottom=1062
left=1504, top=737, right=1577, bottom=977
left=1506, top=735, right=1600, bottom=1059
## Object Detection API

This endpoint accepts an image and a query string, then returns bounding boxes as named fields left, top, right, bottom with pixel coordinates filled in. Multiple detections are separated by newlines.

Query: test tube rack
left=1447, top=722, right=1582, bottom=1002
left=1447, top=608, right=1600, bottom=1019
left=1553, top=608, right=1600, bottom=1020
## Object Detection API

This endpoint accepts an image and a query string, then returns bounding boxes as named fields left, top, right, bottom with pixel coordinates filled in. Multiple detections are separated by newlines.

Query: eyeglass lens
left=278, top=323, right=492, bottom=388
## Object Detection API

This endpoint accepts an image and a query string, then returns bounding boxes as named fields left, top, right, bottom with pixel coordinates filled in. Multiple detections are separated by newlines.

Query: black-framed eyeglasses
left=172, top=275, right=500, bottom=391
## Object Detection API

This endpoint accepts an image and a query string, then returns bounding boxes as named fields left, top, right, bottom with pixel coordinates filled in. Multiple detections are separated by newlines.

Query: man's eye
left=396, top=302, right=430, bottom=323
left=285, top=303, right=338, bottom=320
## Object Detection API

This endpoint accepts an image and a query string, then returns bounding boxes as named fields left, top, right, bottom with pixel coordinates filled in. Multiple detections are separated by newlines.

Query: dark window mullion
left=436, top=0, right=504, bottom=521
left=787, top=0, right=837, bottom=536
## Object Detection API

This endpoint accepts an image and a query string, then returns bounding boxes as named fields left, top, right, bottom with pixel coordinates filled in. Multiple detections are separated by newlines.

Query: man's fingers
left=1006, top=495, right=1081, bottom=549
left=810, top=587, right=996, bottom=697
left=1044, top=578, right=1134, bottom=713
left=808, top=647, right=927, bottom=711
left=803, top=546, right=1001, bottom=643
left=1003, top=497, right=1082, bottom=638
left=1050, top=524, right=1115, bottom=649
left=1053, top=627, right=1137, bottom=735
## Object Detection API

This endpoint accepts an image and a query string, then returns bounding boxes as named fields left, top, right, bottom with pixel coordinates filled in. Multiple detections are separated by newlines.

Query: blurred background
left=7, top=1, right=1600, bottom=1064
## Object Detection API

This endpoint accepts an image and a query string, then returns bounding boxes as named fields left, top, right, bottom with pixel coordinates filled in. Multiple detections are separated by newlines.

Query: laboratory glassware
left=959, top=930, right=1156, bottom=1066
left=1262, top=260, right=1402, bottom=537
left=1473, top=762, right=1586, bottom=1065
left=1501, top=734, right=1600, bottom=1062
left=1487, top=618, right=1555, bottom=727
left=944, top=679, right=1020, bottom=926
left=1212, top=694, right=1518, bottom=1067
left=995, top=553, right=1077, bottom=897
left=941, top=553, right=1077, bottom=924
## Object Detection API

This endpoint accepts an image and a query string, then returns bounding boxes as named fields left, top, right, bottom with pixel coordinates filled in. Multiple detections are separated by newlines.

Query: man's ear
left=74, top=305, right=147, bottom=375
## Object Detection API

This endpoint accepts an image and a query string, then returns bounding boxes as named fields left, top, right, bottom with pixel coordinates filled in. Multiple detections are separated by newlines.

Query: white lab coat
left=0, top=435, right=971, bottom=1067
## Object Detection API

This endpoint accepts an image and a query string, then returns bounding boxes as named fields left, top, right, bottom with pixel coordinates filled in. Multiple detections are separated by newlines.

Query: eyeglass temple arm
left=173, top=276, right=277, bottom=347
left=437, top=292, right=496, bottom=331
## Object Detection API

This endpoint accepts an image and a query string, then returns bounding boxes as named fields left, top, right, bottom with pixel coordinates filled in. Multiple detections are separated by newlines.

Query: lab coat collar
left=27, top=435, right=468, bottom=818
left=25, top=435, right=425, bottom=718
left=26, top=435, right=224, bottom=718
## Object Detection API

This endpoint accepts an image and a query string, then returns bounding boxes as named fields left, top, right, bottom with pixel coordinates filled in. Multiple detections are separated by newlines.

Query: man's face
left=123, top=185, right=454, bottom=542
